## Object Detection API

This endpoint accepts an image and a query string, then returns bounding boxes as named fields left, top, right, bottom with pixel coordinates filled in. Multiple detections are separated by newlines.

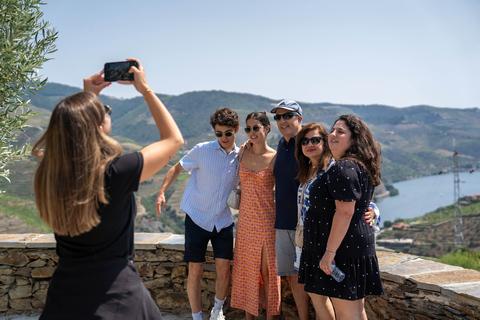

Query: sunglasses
left=215, top=131, right=234, bottom=138
left=244, top=125, right=262, bottom=134
left=273, top=112, right=299, bottom=121
left=104, top=105, right=112, bottom=115
left=300, top=136, right=323, bottom=146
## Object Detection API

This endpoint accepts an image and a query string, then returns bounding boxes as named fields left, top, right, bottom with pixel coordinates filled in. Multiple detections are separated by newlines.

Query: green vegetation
left=0, top=194, right=50, bottom=233
left=379, top=196, right=480, bottom=259
left=25, top=83, right=480, bottom=185
left=385, top=184, right=399, bottom=196
left=435, top=247, right=480, bottom=271
left=0, top=0, right=57, bottom=182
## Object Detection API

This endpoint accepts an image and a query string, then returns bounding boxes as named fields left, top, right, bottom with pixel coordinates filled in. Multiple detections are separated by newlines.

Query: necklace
left=253, top=153, right=262, bottom=165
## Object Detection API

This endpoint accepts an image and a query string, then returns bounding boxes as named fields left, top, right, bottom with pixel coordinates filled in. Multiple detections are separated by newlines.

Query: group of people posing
left=32, top=59, right=383, bottom=320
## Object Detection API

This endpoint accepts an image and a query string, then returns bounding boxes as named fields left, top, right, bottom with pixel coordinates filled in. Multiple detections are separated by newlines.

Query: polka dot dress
left=298, top=159, right=384, bottom=300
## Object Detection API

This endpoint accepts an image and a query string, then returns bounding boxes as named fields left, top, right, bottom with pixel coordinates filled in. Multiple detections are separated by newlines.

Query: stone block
left=143, top=277, right=170, bottom=290
left=205, top=278, right=215, bottom=293
left=202, top=271, right=216, bottom=280
left=155, top=291, right=188, bottom=309
left=168, top=252, right=184, bottom=263
left=0, top=286, right=9, bottom=296
left=171, top=266, right=186, bottom=279
left=0, top=234, right=39, bottom=248
left=14, top=267, right=32, bottom=277
left=380, top=259, right=463, bottom=285
left=0, top=252, right=29, bottom=267
left=9, top=298, right=33, bottom=311
left=27, top=259, right=47, bottom=268
left=16, top=278, right=30, bottom=286
left=392, top=297, right=411, bottom=311
left=136, top=263, right=154, bottom=277
left=25, top=234, right=56, bottom=249
left=412, top=269, right=480, bottom=292
left=26, top=252, right=52, bottom=260
left=154, top=266, right=170, bottom=275
left=0, top=275, right=15, bottom=285
left=32, top=289, right=47, bottom=309
left=134, top=232, right=173, bottom=250
left=0, top=266, right=13, bottom=275
left=31, top=267, right=55, bottom=279
left=173, top=283, right=183, bottom=292
left=0, top=294, right=8, bottom=312
left=8, top=285, right=32, bottom=299
left=156, top=234, right=185, bottom=251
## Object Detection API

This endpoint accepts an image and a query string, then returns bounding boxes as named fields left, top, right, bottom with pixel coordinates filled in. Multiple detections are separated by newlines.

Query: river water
left=376, top=171, right=480, bottom=226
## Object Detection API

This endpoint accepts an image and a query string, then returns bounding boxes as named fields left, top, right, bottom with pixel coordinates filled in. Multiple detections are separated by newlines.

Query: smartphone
left=104, top=61, right=138, bottom=82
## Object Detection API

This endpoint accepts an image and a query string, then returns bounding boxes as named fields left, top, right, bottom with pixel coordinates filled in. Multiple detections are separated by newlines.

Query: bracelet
left=325, top=247, right=337, bottom=253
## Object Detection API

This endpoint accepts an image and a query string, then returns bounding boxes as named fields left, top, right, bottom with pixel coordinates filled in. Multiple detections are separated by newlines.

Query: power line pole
left=453, top=150, right=465, bottom=247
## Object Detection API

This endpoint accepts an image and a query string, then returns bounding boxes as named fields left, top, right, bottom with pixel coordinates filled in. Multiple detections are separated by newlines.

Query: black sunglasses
left=300, top=136, right=323, bottom=146
left=273, top=112, right=298, bottom=121
left=104, top=105, right=112, bottom=115
left=215, top=131, right=234, bottom=138
left=244, top=125, right=262, bottom=134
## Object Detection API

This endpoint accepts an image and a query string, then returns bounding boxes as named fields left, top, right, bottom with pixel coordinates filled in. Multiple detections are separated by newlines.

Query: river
left=376, top=171, right=480, bottom=226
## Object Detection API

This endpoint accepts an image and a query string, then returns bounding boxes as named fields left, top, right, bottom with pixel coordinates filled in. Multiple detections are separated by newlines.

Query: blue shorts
left=183, top=214, right=234, bottom=263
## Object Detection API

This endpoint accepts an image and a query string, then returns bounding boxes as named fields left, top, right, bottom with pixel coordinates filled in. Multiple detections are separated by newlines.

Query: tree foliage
left=0, top=0, right=57, bottom=181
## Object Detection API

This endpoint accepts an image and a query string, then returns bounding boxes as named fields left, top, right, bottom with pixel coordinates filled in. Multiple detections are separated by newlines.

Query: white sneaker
left=209, top=308, right=225, bottom=320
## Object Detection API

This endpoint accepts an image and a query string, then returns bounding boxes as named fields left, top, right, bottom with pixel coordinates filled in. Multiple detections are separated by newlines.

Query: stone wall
left=0, top=233, right=479, bottom=319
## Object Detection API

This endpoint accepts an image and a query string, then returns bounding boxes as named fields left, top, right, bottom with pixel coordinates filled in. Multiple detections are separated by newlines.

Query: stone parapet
left=0, top=233, right=479, bottom=319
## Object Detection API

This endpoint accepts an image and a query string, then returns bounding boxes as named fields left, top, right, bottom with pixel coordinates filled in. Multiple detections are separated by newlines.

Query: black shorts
left=183, top=214, right=234, bottom=263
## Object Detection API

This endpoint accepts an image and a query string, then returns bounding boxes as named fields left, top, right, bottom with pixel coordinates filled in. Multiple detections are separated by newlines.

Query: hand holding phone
left=104, top=61, right=139, bottom=82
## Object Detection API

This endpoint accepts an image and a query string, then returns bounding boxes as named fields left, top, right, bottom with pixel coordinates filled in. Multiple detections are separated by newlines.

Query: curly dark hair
left=332, top=114, right=382, bottom=186
left=295, top=123, right=332, bottom=185
left=210, top=107, right=239, bottom=129
left=245, top=110, right=271, bottom=134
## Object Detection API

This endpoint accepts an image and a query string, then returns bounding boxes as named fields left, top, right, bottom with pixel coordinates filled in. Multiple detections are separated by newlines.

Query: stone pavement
left=0, top=312, right=193, bottom=320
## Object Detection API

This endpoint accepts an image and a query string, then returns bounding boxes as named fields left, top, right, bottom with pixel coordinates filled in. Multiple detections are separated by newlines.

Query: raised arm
left=122, top=59, right=184, bottom=182
left=155, top=162, right=185, bottom=216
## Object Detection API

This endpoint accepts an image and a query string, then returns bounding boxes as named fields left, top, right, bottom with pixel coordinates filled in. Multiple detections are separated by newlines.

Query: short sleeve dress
left=40, top=152, right=162, bottom=320
left=298, top=159, right=383, bottom=300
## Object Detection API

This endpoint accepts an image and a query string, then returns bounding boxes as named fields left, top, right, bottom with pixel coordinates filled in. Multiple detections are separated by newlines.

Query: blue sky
left=41, top=0, right=480, bottom=109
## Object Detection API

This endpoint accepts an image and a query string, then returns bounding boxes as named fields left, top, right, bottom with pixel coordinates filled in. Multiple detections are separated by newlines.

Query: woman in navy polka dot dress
left=298, top=114, right=383, bottom=320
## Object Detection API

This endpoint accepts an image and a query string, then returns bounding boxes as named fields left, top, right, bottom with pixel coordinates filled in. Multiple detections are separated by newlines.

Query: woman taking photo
left=298, top=115, right=383, bottom=320
left=33, top=59, right=183, bottom=319
left=231, top=111, right=281, bottom=320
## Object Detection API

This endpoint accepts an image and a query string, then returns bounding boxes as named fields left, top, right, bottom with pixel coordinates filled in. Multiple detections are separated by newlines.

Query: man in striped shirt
left=155, top=107, right=240, bottom=320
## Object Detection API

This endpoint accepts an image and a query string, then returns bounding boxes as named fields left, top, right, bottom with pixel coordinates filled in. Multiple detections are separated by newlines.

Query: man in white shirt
left=155, top=107, right=239, bottom=320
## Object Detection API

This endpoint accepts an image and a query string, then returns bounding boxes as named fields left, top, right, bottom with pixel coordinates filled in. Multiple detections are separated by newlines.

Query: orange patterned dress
left=231, top=161, right=281, bottom=316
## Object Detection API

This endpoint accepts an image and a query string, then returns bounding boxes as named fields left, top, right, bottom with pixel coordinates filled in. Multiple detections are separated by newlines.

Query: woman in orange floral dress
left=231, top=111, right=281, bottom=319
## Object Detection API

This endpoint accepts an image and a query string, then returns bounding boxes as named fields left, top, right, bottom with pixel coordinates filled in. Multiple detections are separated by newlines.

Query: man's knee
left=188, top=263, right=204, bottom=280
left=215, top=259, right=231, bottom=277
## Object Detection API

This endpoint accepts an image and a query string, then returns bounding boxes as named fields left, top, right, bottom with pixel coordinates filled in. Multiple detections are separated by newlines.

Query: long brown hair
left=32, top=92, right=122, bottom=236
left=332, top=114, right=382, bottom=186
left=295, top=123, right=332, bottom=185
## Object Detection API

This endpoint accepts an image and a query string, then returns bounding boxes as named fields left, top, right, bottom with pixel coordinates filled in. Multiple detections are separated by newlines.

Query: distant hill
left=1, top=82, right=480, bottom=235
left=24, top=82, right=480, bottom=184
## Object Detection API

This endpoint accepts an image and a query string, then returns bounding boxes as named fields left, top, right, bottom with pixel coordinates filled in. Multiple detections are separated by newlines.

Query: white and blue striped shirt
left=180, top=140, right=239, bottom=232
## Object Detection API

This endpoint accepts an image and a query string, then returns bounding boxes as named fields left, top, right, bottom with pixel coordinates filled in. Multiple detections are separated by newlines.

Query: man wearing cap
left=270, top=99, right=312, bottom=319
